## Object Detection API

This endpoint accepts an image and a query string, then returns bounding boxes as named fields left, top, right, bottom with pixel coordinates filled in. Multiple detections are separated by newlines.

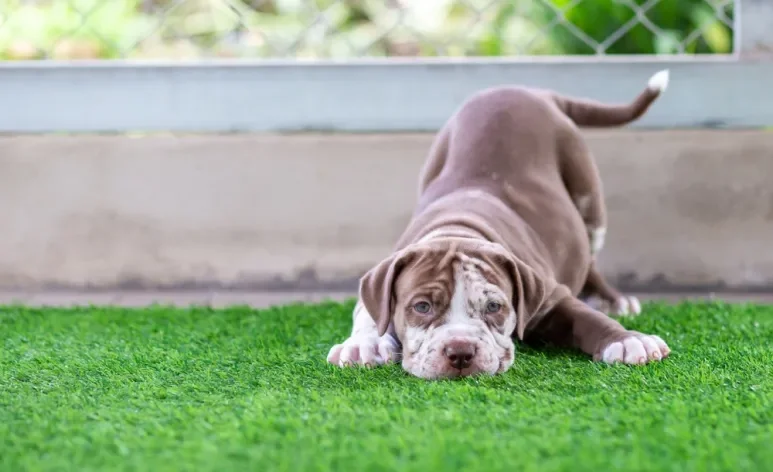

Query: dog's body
left=328, top=71, right=671, bottom=379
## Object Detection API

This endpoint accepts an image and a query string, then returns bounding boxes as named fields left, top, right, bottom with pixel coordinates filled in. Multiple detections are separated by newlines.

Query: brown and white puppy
left=327, top=70, right=672, bottom=379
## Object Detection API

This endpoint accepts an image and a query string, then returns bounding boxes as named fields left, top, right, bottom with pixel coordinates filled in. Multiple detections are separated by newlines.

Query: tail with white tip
left=551, top=69, right=670, bottom=127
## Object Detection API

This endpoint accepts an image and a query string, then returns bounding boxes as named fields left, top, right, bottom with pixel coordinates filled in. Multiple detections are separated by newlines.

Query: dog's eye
left=485, top=301, right=502, bottom=313
left=413, top=301, right=432, bottom=314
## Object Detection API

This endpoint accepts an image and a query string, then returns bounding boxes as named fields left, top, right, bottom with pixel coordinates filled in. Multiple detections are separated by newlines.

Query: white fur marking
left=647, top=69, right=670, bottom=93
left=628, top=296, right=642, bottom=315
left=403, top=259, right=516, bottom=379
left=584, top=295, right=643, bottom=316
left=601, top=334, right=670, bottom=365
left=623, top=338, right=647, bottom=364
left=447, top=264, right=470, bottom=324
left=602, top=342, right=624, bottom=364
left=639, top=336, right=661, bottom=360
left=327, top=302, right=399, bottom=367
left=583, top=295, right=607, bottom=312
left=612, top=295, right=642, bottom=316
left=613, top=296, right=630, bottom=315
left=590, top=227, right=607, bottom=255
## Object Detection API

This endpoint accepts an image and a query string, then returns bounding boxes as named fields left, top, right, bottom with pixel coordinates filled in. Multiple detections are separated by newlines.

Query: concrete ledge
left=2, top=57, right=771, bottom=132
left=1, top=130, right=772, bottom=292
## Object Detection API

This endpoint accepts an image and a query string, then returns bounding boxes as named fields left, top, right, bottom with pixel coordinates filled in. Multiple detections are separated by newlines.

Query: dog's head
left=359, top=238, right=561, bottom=379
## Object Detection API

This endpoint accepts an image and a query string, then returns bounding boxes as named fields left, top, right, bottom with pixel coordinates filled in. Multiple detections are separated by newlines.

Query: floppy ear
left=358, top=249, right=417, bottom=337
left=484, top=249, right=570, bottom=340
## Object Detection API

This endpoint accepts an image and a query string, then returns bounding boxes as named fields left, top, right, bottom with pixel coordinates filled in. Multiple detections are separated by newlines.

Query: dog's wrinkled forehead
left=456, top=254, right=509, bottom=308
left=393, top=244, right=456, bottom=301
left=392, top=241, right=513, bottom=310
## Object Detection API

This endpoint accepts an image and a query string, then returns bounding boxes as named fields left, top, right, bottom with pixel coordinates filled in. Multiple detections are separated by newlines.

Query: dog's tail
left=551, top=69, right=669, bottom=127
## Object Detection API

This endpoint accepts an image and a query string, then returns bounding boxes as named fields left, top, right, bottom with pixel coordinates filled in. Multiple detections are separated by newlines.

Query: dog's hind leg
left=580, top=263, right=642, bottom=316
left=557, top=127, right=607, bottom=256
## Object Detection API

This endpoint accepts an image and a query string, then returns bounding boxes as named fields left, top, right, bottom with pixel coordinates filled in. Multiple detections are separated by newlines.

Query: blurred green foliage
left=0, top=0, right=734, bottom=60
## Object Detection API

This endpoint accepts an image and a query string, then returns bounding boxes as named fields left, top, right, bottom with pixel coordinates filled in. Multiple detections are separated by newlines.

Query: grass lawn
left=1, top=300, right=772, bottom=472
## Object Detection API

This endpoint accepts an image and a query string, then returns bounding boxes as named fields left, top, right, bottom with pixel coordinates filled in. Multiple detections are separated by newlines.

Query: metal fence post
left=738, top=0, right=773, bottom=57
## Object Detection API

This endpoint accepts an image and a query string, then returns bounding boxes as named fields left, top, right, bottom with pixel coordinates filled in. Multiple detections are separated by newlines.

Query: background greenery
left=0, top=0, right=734, bottom=60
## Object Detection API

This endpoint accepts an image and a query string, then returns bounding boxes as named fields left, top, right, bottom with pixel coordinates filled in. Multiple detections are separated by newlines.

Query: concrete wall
left=1, top=130, right=772, bottom=292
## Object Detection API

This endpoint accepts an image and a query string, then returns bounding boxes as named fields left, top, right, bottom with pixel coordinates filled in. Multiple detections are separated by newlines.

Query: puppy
left=328, top=70, right=672, bottom=379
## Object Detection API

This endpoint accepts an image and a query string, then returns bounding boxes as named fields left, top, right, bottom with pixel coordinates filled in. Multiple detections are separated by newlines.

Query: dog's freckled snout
left=444, top=342, right=477, bottom=369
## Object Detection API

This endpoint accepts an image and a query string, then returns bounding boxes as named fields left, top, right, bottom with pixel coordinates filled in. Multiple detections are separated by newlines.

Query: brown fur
left=358, top=74, right=668, bottom=364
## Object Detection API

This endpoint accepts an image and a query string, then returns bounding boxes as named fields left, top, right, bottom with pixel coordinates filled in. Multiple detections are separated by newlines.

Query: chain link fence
left=0, top=0, right=735, bottom=60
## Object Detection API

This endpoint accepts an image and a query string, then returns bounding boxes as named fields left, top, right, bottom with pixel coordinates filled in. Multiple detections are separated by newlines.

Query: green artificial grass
left=1, top=301, right=772, bottom=472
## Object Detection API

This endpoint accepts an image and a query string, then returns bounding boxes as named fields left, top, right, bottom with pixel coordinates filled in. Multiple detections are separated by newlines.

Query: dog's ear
left=483, top=248, right=569, bottom=340
left=359, top=249, right=418, bottom=337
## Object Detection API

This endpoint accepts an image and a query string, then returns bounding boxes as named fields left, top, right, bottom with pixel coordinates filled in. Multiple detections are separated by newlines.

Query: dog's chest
left=503, top=186, right=591, bottom=294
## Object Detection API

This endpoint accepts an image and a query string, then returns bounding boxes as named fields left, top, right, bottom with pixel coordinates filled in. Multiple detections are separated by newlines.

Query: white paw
left=582, top=295, right=607, bottom=312
left=589, top=227, right=607, bottom=255
left=326, top=333, right=400, bottom=368
left=600, top=334, right=670, bottom=365
left=611, top=295, right=642, bottom=316
left=583, top=295, right=642, bottom=316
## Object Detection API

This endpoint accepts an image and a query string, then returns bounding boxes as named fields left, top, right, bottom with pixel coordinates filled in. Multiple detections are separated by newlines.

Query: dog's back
left=417, top=69, right=670, bottom=206
left=405, top=70, right=670, bottom=292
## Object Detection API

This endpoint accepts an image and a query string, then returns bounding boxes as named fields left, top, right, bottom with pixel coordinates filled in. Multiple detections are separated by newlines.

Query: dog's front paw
left=596, top=332, right=670, bottom=365
left=326, top=333, right=400, bottom=368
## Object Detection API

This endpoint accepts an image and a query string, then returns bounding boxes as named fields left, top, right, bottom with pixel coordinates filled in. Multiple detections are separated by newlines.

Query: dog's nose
left=444, top=342, right=476, bottom=369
